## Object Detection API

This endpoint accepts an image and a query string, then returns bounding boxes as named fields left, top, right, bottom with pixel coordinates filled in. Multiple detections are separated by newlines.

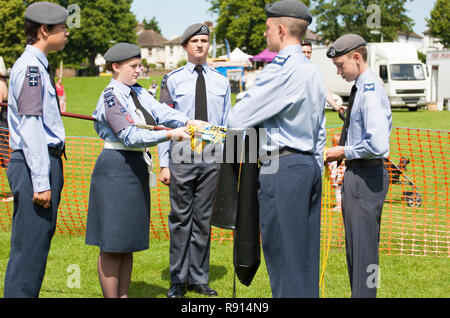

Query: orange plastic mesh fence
left=0, top=127, right=448, bottom=257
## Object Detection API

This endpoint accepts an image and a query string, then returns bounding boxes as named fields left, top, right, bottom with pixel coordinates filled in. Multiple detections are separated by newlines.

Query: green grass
left=1, top=231, right=448, bottom=298
left=0, top=76, right=449, bottom=298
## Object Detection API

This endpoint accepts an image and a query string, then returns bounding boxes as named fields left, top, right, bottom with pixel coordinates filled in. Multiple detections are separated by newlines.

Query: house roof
left=398, top=30, right=423, bottom=39
left=166, top=36, right=182, bottom=45
left=138, top=29, right=168, bottom=48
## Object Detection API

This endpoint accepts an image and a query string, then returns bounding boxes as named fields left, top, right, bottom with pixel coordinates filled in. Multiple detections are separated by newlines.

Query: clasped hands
left=165, top=120, right=209, bottom=142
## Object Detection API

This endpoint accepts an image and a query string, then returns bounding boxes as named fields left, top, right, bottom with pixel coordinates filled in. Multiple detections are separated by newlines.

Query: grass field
left=0, top=76, right=449, bottom=298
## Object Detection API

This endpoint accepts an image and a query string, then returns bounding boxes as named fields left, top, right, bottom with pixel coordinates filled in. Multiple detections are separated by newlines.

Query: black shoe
left=166, top=283, right=186, bottom=298
left=187, top=284, right=218, bottom=297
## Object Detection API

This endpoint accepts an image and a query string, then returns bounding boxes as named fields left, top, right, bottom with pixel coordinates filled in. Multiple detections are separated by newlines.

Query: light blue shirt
left=158, top=61, right=231, bottom=167
left=227, top=44, right=327, bottom=168
left=344, top=68, right=392, bottom=160
left=8, top=45, right=65, bottom=192
left=93, top=78, right=189, bottom=147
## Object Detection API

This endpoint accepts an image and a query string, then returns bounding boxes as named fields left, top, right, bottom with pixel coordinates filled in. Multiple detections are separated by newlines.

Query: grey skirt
left=85, top=149, right=150, bottom=253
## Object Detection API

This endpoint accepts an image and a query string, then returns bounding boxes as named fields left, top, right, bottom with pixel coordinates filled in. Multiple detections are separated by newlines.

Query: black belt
left=278, top=147, right=312, bottom=158
left=345, top=159, right=385, bottom=168
left=262, top=147, right=312, bottom=162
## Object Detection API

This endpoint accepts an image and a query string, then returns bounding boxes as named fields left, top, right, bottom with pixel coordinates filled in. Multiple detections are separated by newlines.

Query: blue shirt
left=8, top=45, right=65, bottom=192
left=158, top=61, right=231, bottom=167
left=227, top=44, right=327, bottom=168
left=93, top=78, right=189, bottom=148
left=344, top=68, right=392, bottom=160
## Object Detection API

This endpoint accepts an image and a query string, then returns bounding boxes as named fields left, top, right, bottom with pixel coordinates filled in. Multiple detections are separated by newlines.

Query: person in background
left=55, top=77, right=66, bottom=113
left=0, top=73, right=13, bottom=202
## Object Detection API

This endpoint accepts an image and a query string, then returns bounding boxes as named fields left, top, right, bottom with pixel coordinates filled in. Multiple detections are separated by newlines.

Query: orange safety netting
left=0, top=127, right=448, bottom=257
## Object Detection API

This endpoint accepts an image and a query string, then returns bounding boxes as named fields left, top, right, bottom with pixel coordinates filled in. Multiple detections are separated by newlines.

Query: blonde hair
left=347, top=46, right=368, bottom=62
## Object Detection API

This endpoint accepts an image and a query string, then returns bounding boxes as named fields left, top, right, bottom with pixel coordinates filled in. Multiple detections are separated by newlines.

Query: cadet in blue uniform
left=85, top=43, right=196, bottom=298
left=325, top=34, right=392, bottom=298
left=227, top=0, right=327, bottom=298
left=158, top=24, right=231, bottom=298
left=3, top=2, right=69, bottom=298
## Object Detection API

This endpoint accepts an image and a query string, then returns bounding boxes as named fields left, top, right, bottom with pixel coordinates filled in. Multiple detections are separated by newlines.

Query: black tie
left=47, top=64, right=61, bottom=114
left=337, top=85, right=357, bottom=166
left=47, top=64, right=66, bottom=159
left=195, top=65, right=208, bottom=121
left=130, top=88, right=157, bottom=126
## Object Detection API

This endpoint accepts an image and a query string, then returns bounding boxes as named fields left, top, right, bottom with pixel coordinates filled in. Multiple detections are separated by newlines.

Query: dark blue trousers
left=342, top=164, right=389, bottom=298
left=3, top=151, right=64, bottom=298
left=258, top=153, right=322, bottom=298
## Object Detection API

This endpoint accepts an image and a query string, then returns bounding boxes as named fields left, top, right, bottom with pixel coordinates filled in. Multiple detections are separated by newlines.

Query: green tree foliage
left=0, top=0, right=27, bottom=68
left=143, top=16, right=162, bottom=34
left=312, top=0, right=414, bottom=43
left=57, top=0, right=137, bottom=75
left=0, top=0, right=137, bottom=74
left=207, top=0, right=311, bottom=55
left=426, top=0, right=449, bottom=48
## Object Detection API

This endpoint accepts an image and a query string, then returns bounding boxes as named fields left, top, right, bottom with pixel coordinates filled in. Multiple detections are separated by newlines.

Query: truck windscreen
left=390, top=64, right=426, bottom=81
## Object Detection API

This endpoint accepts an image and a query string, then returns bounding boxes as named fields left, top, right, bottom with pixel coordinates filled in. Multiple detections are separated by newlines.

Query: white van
left=311, top=42, right=428, bottom=111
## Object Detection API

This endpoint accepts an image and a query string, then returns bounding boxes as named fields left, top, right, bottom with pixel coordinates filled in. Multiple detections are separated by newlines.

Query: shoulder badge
left=26, top=66, right=41, bottom=87
left=160, top=74, right=169, bottom=89
left=364, top=83, right=375, bottom=92
left=272, top=55, right=290, bottom=66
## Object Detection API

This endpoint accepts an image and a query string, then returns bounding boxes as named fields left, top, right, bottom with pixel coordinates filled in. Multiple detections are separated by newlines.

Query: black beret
left=104, top=43, right=142, bottom=63
left=25, top=1, right=69, bottom=25
left=265, top=0, right=312, bottom=25
left=326, top=34, right=367, bottom=58
left=180, top=24, right=210, bottom=46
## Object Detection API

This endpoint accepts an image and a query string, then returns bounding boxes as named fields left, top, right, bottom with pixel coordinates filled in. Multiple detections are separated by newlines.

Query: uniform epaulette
left=272, top=55, right=291, bottom=66
left=161, top=67, right=184, bottom=89
left=363, top=83, right=375, bottom=93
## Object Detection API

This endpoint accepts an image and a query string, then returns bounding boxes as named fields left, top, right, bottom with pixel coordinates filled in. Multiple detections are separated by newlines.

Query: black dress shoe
left=166, top=283, right=186, bottom=298
left=187, top=284, right=218, bottom=297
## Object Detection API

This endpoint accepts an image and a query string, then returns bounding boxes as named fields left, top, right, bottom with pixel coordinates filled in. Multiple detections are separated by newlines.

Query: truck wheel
left=408, top=107, right=419, bottom=112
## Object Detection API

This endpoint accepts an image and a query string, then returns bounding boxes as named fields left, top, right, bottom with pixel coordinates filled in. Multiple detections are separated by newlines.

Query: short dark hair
left=301, top=40, right=312, bottom=47
left=24, top=18, right=57, bottom=45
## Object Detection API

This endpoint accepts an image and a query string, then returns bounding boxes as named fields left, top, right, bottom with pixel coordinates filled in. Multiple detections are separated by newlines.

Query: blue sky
left=131, top=0, right=436, bottom=40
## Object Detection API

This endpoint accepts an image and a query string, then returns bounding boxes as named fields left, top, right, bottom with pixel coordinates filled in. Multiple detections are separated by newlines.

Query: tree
left=208, top=0, right=311, bottom=55
left=0, top=0, right=137, bottom=74
left=312, top=0, right=414, bottom=43
left=56, top=0, right=137, bottom=75
left=426, top=0, right=450, bottom=48
left=0, top=0, right=28, bottom=68
left=143, top=16, right=162, bottom=34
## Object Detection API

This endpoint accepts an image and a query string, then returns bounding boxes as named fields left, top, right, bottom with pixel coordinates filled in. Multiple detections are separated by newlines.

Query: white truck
left=311, top=42, right=428, bottom=111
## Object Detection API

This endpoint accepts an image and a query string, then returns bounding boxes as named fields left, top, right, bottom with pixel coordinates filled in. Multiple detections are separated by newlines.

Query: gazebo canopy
left=249, top=48, right=277, bottom=63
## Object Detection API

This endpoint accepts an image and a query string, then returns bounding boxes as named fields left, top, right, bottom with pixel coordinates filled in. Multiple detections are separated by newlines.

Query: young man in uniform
left=325, top=34, right=392, bottom=298
left=227, top=0, right=327, bottom=298
left=158, top=23, right=231, bottom=298
left=3, top=2, right=69, bottom=298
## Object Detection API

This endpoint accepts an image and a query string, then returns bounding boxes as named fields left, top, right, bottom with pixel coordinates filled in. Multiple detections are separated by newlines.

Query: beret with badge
left=25, top=1, right=69, bottom=25
left=104, top=43, right=142, bottom=63
left=180, top=23, right=210, bottom=46
left=265, top=0, right=312, bottom=24
left=326, top=34, right=367, bottom=59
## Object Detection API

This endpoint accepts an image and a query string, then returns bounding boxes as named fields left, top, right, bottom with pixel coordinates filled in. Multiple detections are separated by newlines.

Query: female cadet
left=85, top=43, right=202, bottom=298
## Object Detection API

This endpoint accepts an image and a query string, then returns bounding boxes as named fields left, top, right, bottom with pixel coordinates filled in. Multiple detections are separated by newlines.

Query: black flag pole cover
left=211, top=130, right=261, bottom=287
